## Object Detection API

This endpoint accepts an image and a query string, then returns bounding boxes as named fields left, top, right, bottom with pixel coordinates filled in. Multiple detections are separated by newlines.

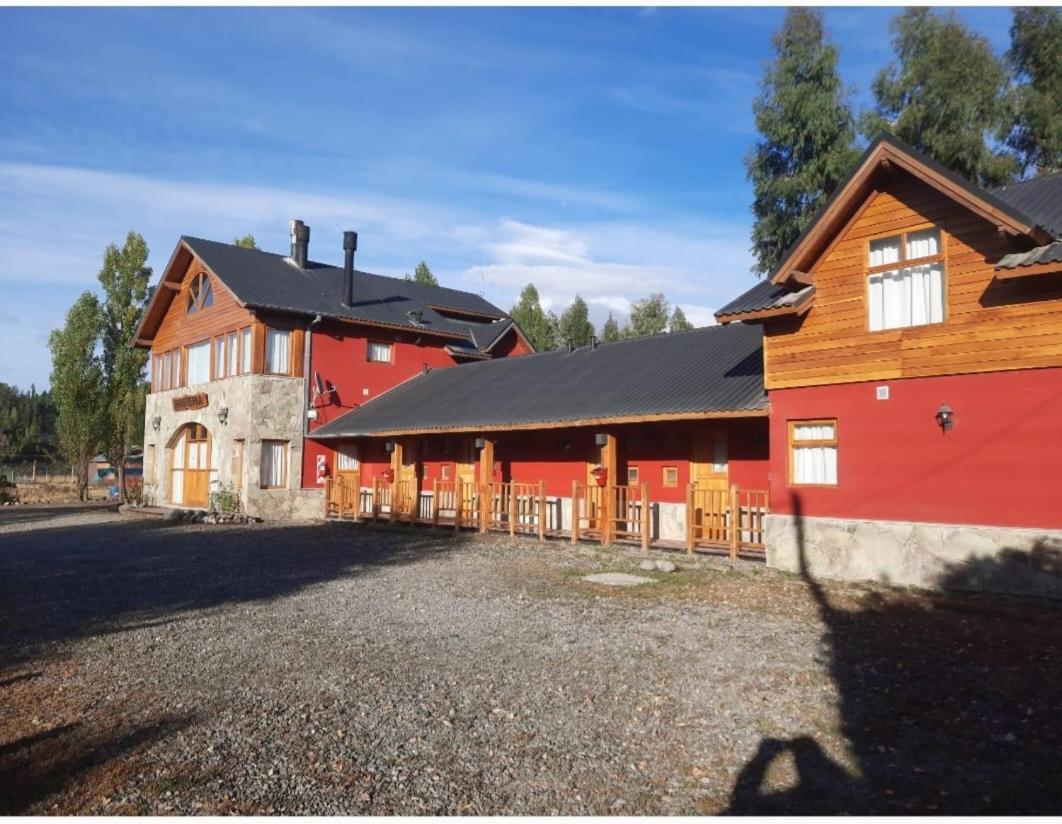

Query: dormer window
left=867, top=228, right=945, bottom=331
left=187, top=272, right=214, bottom=314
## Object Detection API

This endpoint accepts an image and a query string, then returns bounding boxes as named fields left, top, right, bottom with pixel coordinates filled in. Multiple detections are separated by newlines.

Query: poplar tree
left=625, top=293, right=670, bottom=338
left=862, top=8, right=1017, bottom=187
left=233, top=234, right=258, bottom=249
left=601, top=313, right=621, bottom=343
left=49, top=293, right=106, bottom=501
left=1007, top=7, right=1062, bottom=175
left=557, top=295, right=595, bottom=348
left=747, top=8, right=859, bottom=277
left=669, top=306, right=694, bottom=332
left=408, top=261, right=439, bottom=286
left=509, top=284, right=554, bottom=352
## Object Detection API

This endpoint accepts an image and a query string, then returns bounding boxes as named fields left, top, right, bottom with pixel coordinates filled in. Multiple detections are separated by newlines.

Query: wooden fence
left=685, top=484, right=769, bottom=558
left=571, top=482, right=650, bottom=550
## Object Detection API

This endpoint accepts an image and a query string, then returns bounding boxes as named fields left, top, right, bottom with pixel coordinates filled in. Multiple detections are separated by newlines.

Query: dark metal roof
left=311, top=322, right=766, bottom=437
left=715, top=281, right=814, bottom=319
left=181, top=236, right=510, bottom=345
left=993, top=172, right=1062, bottom=239
left=997, top=240, right=1062, bottom=270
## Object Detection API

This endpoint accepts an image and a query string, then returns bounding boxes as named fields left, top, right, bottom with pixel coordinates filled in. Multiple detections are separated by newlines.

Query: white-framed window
left=214, top=335, right=226, bottom=379
left=336, top=445, right=359, bottom=471
left=867, top=228, right=945, bottom=332
left=186, top=341, right=211, bottom=386
left=790, top=420, right=838, bottom=486
left=367, top=341, right=392, bottom=363
left=265, top=329, right=291, bottom=374
left=173, top=348, right=182, bottom=388
left=712, top=434, right=728, bottom=473
left=227, top=332, right=238, bottom=376
left=161, top=352, right=171, bottom=390
left=260, top=440, right=288, bottom=488
left=241, top=327, right=252, bottom=374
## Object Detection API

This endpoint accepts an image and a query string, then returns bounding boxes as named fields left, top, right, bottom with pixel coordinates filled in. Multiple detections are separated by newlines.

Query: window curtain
left=266, top=330, right=290, bottom=373
left=260, top=441, right=286, bottom=488
left=906, top=229, right=940, bottom=259
left=187, top=342, right=209, bottom=385
left=337, top=447, right=359, bottom=471
left=228, top=332, right=238, bottom=376
left=368, top=342, right=391, bottom=362
left=793, top=446, right=838, bottom=485
left=241, top=329, right=252, bottom=373
left=215, top=338, right=225, bottom=379
left=868, top=265, right=944, bottom=331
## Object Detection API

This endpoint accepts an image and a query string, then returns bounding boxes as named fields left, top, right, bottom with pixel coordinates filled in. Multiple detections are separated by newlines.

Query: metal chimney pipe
left=289, top=219, right=310, bottom=268
left=342, top=230, right=358, bottom=307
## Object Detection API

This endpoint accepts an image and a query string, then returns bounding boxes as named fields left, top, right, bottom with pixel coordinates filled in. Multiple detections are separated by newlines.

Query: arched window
left=187, top=272, right=214, bottom=314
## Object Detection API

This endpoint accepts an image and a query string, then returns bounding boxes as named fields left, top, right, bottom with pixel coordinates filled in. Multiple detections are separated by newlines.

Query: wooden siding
left=764, top=174, right=1062, bottom=390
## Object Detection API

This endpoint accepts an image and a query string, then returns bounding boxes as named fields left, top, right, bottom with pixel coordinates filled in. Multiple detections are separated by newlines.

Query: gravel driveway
left=2, top=506, right=1060, bottom=814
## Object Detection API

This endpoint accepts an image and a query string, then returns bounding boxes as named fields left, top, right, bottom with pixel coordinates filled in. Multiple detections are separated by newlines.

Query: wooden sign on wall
left=172, top=392, right=209, bottom=412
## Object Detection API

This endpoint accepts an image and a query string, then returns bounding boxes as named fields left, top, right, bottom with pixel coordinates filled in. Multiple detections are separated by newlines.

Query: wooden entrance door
left=690, top=430, right=727, bottom=543
left=182, top=423, right=211, bottom=508
left=394, top=439, right=418, bottom=515
left=455, top=439, right=477, bottom=514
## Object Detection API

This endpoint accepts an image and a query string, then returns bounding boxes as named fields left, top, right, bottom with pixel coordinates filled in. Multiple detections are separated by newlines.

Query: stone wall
left=766, top=513, right=1062, bottom=600
left=143, top=374, right=323, bottom=522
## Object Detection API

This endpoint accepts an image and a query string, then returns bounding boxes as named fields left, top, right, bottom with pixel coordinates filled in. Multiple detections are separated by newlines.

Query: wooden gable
left=763, top=171, right=1062, bottom=390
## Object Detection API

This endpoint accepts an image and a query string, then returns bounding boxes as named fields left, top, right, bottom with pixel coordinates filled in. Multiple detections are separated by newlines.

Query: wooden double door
left=170, top=423, right=212, bottom=508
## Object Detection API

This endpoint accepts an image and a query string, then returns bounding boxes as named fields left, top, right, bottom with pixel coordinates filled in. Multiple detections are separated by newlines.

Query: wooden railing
left=686, top=484, right=769, bottom=558
left=571, top=482, right=650, bottom=549
left=430, top=480, right=479, bottom=530
left=481, top=481, right=547, bottom=540
left=325, top=473, right=361, bottom=520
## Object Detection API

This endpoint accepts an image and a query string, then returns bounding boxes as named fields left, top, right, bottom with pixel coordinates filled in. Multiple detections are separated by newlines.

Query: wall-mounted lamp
left=384, top=440, right=395, bottom=453
left=218, top=407, right=229, bottom=425
left=935, top=402, right=954, bottom=432
left=151, top=416, right=161, bottom=432
left=474, top=436, right=486, bottom=450
left=594, top=432, right=609, bottom=446
left=560, top=437, right=571, bottom=451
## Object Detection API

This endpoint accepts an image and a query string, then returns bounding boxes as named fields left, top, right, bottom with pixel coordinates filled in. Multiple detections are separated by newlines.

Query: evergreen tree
left=669, top=306, right=694, bottom=332
left=625, top=293, right=670, bottom=338
left=747, top=8, right=859, bottom=276
left=410, top=261, right=439, bottom=287
left=509, top=284, right=554, bottom=352
left=49, top=293, right=106, bottom=500
left=98, top=232, right=152, bottom=500
left=233, top=234, right=258, bottom=249
left=862, top=8, right=1017, bottom=187
left=601, top=313, right=622, bottom=343
left=557, top=295, right=595, bottom=348
left=1007, top=7, right=1062, bottom=175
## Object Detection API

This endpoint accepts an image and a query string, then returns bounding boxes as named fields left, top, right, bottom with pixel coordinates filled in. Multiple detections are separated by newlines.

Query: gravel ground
left=1, top=506, right=1060, bottom=814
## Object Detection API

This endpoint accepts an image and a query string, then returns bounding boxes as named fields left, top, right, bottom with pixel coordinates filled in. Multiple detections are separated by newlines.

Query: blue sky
left=0, top=6, right=1013, bottom=390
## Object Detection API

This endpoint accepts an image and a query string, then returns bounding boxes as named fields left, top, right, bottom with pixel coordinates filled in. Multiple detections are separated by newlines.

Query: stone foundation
left=766, top=513, right=1062, bottom=600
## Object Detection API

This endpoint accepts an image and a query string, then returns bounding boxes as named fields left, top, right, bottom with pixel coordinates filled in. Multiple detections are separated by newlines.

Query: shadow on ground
left=727, top=494, right=1062, bottom=814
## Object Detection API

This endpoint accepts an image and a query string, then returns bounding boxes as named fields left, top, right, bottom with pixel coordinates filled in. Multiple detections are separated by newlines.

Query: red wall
left=769, top=367, right=1062, bottom=529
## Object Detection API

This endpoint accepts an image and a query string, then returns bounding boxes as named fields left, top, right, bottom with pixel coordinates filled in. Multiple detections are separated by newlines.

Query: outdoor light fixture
left=384, top=440, right=395, bottom=453
left=151, top=416, right=161, bottom=432
left=594, top=433, right=609, bottom=446
left=474, top=437, right=486, bottom=450
left=935, top=402, right=954, bottom=432
left=560, top=438, right=571, bottom=451
left=218, top=407, right=229, bottom=425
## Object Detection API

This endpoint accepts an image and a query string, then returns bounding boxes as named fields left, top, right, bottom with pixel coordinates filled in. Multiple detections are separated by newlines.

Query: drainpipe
left=300, top=313, right=324, bottom=488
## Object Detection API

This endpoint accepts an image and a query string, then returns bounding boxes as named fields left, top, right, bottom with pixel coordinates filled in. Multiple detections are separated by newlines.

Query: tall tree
left=407, top=261, right=439, bottom=287
left=601, top=313, right=622, bottom=343
left=233, top=234, right=258, bottom=249
left=49, top=293, right=106, bottom=501
left=98, top=232, right=152, bottom=500
left=625, top=293, right=670, bottom=338
left=747, top=8, right=859, bottom=276
left=1007, top=7, right=1062, bottom=175
left=669, top=306, right=694, bottom=332
left=557, top=295, right=595, bottom=348
left=509, top=284, right=554, bottom=352
left=862, top=8, right=1017, bottom=187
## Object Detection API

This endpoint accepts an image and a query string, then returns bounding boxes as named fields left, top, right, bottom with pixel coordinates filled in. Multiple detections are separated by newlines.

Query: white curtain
left=266, top=330, right=290, bottom=374
left=337, top=446, right=359, bottom=471
left=868, top=264, right=944, bottom=331
left=793, top=423, right=834, bottom=440
left=906, top=228, right=940, bottom=259
left=793, top=446, right=838, bottom=485
left=215, top=338, right=225, bottom=379
left=367, top=341, right=391, bottom=362
left=186, top=341, right=210, bottom=385
left=173, top=349, right=182, bottom=387
left=869, top=236, right=900, bottom=267
left=260, top=441, right=287, bottom=488
left=241, top=329, right=252, bottom=373
left=171, top=432, right=185, bottom=504
left=228, top=332, right=238, bottom=376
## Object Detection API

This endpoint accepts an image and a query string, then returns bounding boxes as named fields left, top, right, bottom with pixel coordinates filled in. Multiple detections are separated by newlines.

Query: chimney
left=289, top=219, right=310, bottom=268
left=342, top=230, right=358, bottom=307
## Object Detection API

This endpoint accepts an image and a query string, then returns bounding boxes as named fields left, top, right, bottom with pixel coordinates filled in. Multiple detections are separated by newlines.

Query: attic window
left=187, top=273, right=214, bottom=314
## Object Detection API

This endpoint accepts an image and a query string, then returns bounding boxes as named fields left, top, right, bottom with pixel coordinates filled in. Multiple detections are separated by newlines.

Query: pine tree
left=49, top=293, right=106, bottom=500
left=862, top=8, right=1017, bottom=187
left=98, top=232, right=152, bottom=500
left=1007, top=7, right=1062, bottom=175
left=233, top=234, right=258, bottom=249
left=557, top=295, right=595, bottom=348
left=625, top=293, right=670, bottom=338
left=509, top=284, right=554, bottom=352
left=669, top=306, right=694, bottom=332
left=601, top=313, right=621, bottom=343
left=410, top=261, right=439, bottom=287
left=747, top=8, right=859, bottom=277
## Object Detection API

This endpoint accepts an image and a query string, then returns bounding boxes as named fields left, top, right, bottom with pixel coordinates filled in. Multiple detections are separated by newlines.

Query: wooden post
left=372, top=477, right=380, bottom=521
left=729, top=484, right=740, bottom=560
left=508, top=483, right=517, bottom=537
left=538, top=480, right=546, bottom=542
left=685, top=483, right=694, bottom=556
left=353, top=470, right=361, bottom=521
left=432, top=479, right=439, bottom=527
left=323, top=477, right=331, bottom=519
left=455, top=480, right=462, bottom=534
left=571, top=480, right=579, bottom=544
left=479, top=482, right=488, bottom=533
left=600, top=485, right=609, bottom=547
left=640, top=482, right=650, bottom=552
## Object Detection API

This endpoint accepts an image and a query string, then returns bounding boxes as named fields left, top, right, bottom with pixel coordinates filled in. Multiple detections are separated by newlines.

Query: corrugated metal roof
left=993, top=173, right=1062, bottom=239
left=311, top=322, right=766, bottom=437
left=997, top=240, right=1062, bottom=270
left=182, top=236, right=510, bottom=345
left=715, top=281, right=814, bottom=319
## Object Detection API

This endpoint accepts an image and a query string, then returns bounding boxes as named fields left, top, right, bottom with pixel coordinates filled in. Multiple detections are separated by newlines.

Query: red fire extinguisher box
left=591, top=465, right=607, bottom=487
left=381, top=468, right=395, bottom=484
